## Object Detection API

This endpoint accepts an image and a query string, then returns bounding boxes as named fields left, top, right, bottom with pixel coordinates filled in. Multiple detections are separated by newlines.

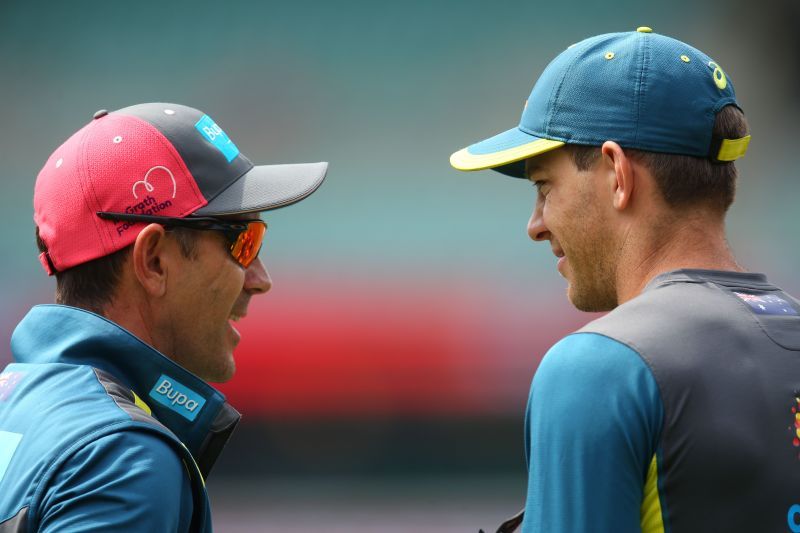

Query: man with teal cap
left=452, top=28, right=800, bottom=532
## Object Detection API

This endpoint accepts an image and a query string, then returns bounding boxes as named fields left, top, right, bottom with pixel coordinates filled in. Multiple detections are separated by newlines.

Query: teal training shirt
left=522, top=270, right=800, bottom=532
left=0, top=305, right=241, bottom=532
left=524, top=333, right=663, bottom=533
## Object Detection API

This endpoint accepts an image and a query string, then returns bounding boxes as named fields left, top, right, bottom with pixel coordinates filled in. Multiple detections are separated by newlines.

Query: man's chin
left=206, top=362, right=236, bottom=384
left=567, top=283, right=617, bottom=313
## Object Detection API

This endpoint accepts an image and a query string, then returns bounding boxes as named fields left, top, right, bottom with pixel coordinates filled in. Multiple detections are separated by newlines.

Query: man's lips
left=230, top=295, right=251, bottom=323
left=228, top=311, right=246, bottom=345
left=553, top=249, right=566, bottom=277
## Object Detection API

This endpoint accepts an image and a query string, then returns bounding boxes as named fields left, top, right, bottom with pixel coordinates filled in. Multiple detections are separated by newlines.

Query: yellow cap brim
left=450, top=128, right=565, bottom=175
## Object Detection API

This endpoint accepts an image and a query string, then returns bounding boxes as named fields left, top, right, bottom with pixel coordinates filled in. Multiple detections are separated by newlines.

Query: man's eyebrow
left=525, top=162, right=543, bottom=181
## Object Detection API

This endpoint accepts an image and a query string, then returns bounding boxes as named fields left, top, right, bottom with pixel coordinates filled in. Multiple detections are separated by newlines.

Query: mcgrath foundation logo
left=132, top=165, right=177, bottom=200
left=113, top=166, right=178, bottom=236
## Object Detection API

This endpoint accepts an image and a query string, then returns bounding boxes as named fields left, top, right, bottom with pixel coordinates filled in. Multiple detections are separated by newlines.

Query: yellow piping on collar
left=131, top=391, right=152, bottom=416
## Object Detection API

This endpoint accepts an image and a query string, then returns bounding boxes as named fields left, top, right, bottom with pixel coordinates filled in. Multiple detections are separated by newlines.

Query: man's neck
left=102, top=296, right=158, bottom=350
left=615, top=215, right=743, bottom=305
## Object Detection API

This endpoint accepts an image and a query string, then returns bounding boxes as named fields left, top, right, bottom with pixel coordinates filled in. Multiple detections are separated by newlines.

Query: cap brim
left=450, top=127, right=564, bottom=178
left=194, top=161, right=328, bottom=215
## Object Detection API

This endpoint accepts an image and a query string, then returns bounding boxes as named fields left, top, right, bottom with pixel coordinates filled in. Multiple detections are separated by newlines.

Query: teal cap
left=450, top=28, right=750, bottom=178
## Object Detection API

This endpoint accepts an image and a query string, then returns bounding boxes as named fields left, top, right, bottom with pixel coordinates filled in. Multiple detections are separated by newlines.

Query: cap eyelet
left=164, top=109, right=175, bottom=115
left=113, top=136, right=123, bottom=144
left=55, top=158, right=63, bottom=168
left=680, top=55, right=691, bottom=63
left=708, top=61, right=728, bottom=90
left=605, top=52, right=615, bottom=60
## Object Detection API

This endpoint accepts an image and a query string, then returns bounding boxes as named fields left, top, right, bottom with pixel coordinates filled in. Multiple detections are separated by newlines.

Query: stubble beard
left=564, top=231, right=619, bottom=313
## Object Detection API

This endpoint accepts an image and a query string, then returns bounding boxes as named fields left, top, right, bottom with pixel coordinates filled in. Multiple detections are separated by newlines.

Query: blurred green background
left=1, top=0, right=798, bottom=530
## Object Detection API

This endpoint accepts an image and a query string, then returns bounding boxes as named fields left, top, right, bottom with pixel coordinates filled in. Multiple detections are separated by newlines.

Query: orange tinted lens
left=230, top=221, right=266, bottom=268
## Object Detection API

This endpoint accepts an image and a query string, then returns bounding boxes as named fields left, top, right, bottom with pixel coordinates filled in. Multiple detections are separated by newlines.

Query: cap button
left=636, top=26, right=653, bottom=33
left=93, top=109, right=109, bottom=120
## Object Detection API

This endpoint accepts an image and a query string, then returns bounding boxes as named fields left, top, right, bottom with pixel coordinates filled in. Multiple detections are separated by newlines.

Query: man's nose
left=527, top=201, right=550, bottom=242
left=244, top=257, right=272, bottom=294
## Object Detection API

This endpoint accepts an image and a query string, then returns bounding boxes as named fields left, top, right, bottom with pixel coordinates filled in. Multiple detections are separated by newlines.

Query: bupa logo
left=148, top=374, right=206, bottom=422
left=194, top=114, right=240, bottom=163
left=201, top=122, right=224, bottom=141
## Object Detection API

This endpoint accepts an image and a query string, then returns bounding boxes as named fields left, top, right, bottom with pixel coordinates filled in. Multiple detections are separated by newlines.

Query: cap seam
left=518, top=124, right=590, bottom=146
left=82, top=125, right=116, bottom=257
left=545, top=40, right=593, bottom=139
left=78, top=123, right=113, bottom=266
left=198, top=154, right=254, bottom=210
left=517, top=124, right=555, bottom=140
left=123, top=116, right=208, bottom=216
left=634, top=33, right=650, bottom=147
left=712, top=96, right=739, bottom=115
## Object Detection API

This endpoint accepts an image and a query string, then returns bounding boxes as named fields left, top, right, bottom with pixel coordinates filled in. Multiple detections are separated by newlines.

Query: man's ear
left=601, top=141, right=635, bottom=212
left=131, top=224, right=170, bottom=297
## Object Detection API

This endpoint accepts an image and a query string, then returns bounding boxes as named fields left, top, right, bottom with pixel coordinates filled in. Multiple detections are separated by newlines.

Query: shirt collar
left=644, top=269, right=770, bottom=292
left=10, top=304, right=240, bottom=477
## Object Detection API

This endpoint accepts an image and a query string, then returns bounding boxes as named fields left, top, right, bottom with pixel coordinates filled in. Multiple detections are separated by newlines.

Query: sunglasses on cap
left=96, top=212, right=266, bottom=268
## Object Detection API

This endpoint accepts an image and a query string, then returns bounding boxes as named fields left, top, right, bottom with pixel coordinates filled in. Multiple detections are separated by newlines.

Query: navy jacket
left=0, top=305, right=240, bottom=532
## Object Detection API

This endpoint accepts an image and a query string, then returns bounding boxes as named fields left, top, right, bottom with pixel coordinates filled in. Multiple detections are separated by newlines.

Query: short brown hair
left=36, top=226, right=198, bottom=315
left=566, top=105, right=749, bottom=212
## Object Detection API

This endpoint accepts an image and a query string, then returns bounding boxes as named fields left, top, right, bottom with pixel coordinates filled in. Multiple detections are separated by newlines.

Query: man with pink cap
left=0, top=103, right=327, bottom=531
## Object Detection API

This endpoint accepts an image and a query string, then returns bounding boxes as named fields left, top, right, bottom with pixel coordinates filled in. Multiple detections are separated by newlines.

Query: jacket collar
left=11, top=304, right=240, bottom=477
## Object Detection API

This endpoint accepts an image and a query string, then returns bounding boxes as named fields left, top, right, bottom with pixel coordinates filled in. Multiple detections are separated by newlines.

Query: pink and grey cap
left=34, top=102, right=328, bottom=274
